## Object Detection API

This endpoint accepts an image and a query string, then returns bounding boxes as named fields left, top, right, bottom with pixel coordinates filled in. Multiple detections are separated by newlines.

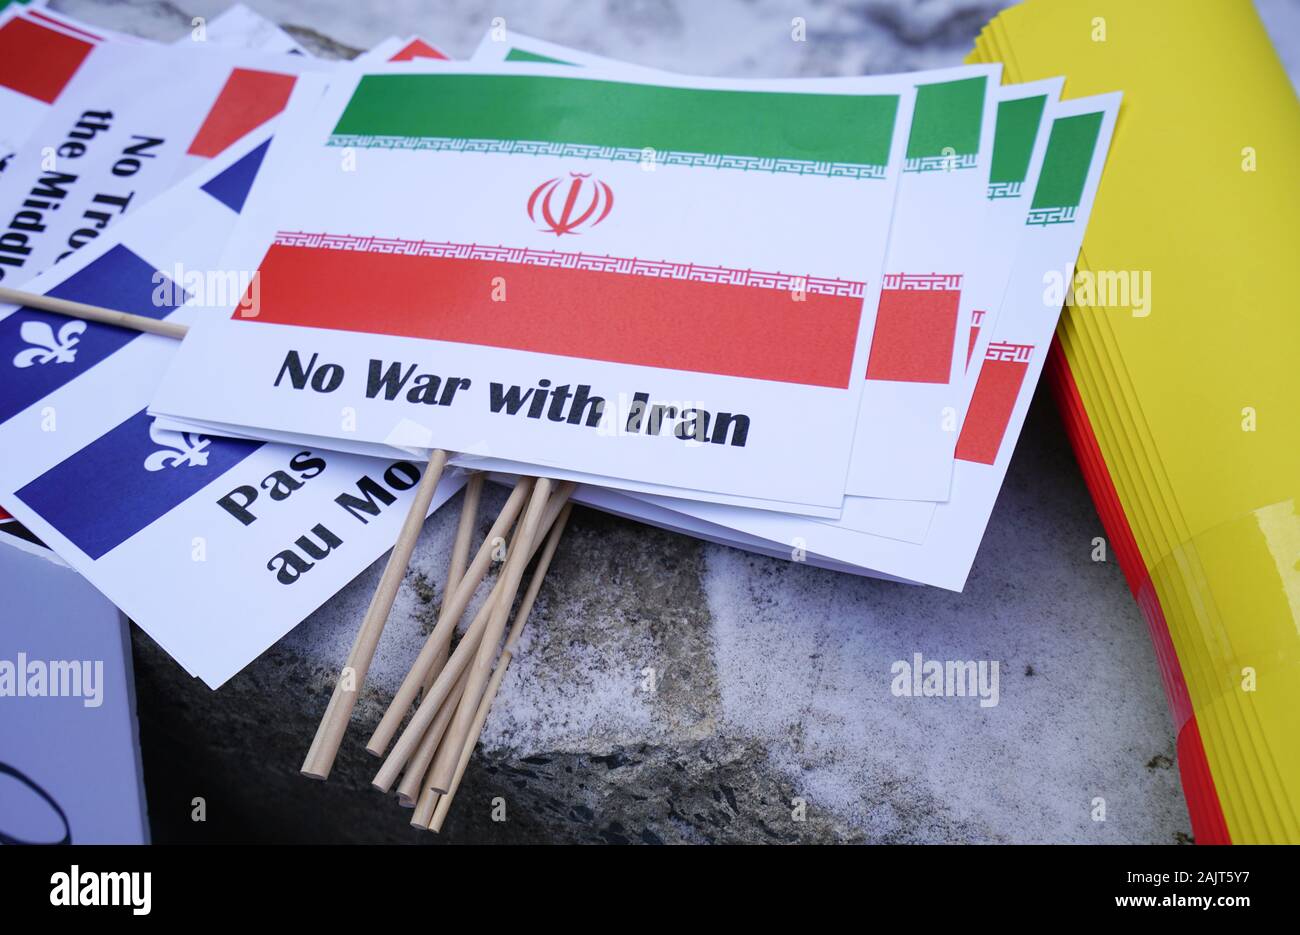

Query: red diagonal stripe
left=187, top=68, right=297, bottom=158
left=955, top=354, right=1027, bottom=464
left=389, top=38, right=448, bottom=61
left=0, top=17, right=93, bottom=104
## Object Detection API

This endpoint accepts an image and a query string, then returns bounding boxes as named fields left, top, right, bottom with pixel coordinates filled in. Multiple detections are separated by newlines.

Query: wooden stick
left=430, top=503, right=574, bottom=832
left=408, top=594, right=494, bottom=826
left=444, top=472, right=484, bottom=612
left=300, top=448, right=450, bottom=780
left=410, top=780, right=440, bottom=828
left=375, top=573, right=502, bottom=792
left=407, top=614, right=491, bottom=823
left=427, top=478, right=553, bottom=794
left=421, top=471, right=485, bottom=696
left=395, top=664, right=472, bottom=805
left=365, top=477, right=535, bottom=756
left=423, top=483, right=568, bottom=796
left=0, top=285, right=189, bottom=339
left=372, top=483, right=573, bottom=791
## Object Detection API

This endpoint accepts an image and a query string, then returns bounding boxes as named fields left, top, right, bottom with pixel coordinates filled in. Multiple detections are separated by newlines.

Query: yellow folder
left=970, top=0, right=1299, bottom=843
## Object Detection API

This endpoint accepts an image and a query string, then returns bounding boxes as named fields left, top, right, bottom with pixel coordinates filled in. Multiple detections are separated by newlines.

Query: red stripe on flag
left=187, top=68, right=297, bottom=158
left=966, top=309, right=986, bottom=369
left=0, top=17, right=93, bottom=104
left=241, top=244, right=861, bottom=388
left=955, top=354, right=1028, bottom=464
left=389, top=38, right=448, bottom=61
left=864, top=288, right=958, bottom=383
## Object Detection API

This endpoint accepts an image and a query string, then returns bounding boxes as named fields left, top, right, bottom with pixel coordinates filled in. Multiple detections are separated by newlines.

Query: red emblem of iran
left=527, top=172, right=614, bottom=236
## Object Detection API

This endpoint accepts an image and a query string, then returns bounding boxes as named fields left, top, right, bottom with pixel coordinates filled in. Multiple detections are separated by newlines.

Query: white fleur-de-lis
left=12, top=320, right=88, bottom=367
left=143, top=423, right=211, bottom=471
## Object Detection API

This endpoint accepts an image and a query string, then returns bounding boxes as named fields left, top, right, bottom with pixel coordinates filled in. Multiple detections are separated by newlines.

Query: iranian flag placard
left=849, top=66, right=1001, bottom=503
left=632, top=93, right=1122, bottom=590
left=612, top=75, right=1063, bottom=551
left=150, top=64, right=915, bottom=511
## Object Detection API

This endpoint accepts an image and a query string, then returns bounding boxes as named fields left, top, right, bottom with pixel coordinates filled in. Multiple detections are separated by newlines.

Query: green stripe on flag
left=1028, top=110, right=1102, bottom=225
left=987, top=93, right=1047, bottom=198
left=504, top=48, right=571, bottom=64
left=905, top=76, right=986, bottom=171
left=330, top=73, right=899, bottom=176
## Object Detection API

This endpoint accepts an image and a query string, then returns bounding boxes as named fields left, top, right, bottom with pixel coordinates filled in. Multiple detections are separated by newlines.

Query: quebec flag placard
left=0, top=246, right=185, bottom=425
left=15, top=410, right=262, bottom=560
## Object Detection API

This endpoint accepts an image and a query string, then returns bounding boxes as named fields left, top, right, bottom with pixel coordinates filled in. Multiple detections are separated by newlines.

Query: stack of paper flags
left=0, top=6, right=1120, bottom=687
left=0, top=2, right=1196, bottom=828
left=143, top=36, right=1119, bottom=606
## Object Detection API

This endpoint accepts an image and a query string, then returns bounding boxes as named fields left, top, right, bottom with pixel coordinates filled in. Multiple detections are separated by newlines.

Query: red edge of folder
left=1045, top=336, right=1232, bottom=845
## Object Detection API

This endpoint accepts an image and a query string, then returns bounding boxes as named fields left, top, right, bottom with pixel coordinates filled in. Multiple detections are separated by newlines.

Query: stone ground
left=54, top=0, right=1298, bottom=844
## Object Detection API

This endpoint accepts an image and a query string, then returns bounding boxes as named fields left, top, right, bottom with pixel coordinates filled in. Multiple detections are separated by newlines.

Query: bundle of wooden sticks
left=0, top=285, right=576, bottom=833
left=301, top=469, right=575, bottom=831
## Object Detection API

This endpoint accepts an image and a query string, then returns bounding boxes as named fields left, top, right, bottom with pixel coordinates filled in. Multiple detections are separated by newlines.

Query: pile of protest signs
left=0, top=5, right=1118, bottom=829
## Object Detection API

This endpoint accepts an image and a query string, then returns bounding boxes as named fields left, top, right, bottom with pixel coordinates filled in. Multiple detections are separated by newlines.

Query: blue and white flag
left=15, top=410, right=261, bottom=560
left=0, top=246, right=185, bottom=425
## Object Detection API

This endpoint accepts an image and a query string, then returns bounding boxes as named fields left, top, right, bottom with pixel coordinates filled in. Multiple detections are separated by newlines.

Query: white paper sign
left=0, top=38, right=326, bottom=286
left=0, top=8, right=134, bottom=180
